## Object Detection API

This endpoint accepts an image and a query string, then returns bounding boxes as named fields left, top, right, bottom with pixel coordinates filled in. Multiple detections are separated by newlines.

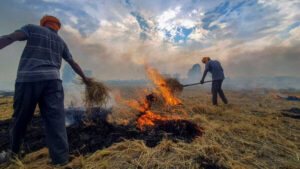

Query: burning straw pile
left=164, top=77, right=183, bottom=93
left=81, top=78, right=110, bottom=108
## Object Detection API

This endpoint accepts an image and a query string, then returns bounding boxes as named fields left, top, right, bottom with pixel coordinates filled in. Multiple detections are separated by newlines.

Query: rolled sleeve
left=62, top=45, right=73, bottom=62
left=15, top=24, right=31, bottom=41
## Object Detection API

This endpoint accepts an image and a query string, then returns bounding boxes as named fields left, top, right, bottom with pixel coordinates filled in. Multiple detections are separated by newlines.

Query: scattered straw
left=164, top=78, right=183, bottom=93
left=81, top=78, right=110, bottom=108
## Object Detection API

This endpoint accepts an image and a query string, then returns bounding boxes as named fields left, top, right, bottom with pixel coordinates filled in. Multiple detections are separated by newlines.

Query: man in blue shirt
left=0, top=15, right=91, bottom=165
left=200, top=57, right=228, bottom=106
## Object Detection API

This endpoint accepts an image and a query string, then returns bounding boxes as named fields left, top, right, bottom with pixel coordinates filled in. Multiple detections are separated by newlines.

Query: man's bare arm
left=200, top=69, right=208, bottom=84
left=0, top=32, right=26, bottom=50
left=68, top=60, right=91, bottom=85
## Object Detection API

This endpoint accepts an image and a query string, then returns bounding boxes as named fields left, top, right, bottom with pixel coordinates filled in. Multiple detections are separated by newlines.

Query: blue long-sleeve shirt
left=205, top=60, right=225, bottom=80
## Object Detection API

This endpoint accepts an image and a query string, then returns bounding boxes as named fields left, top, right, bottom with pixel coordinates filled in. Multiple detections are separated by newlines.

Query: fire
left=115, top=92, right=167, bottom=130
left=115, top=64, right=186, bottom=130
left=269, top=92, right=280, bottom=99
left=145, top=64, right=182, bottom=106
left=115, top=93, right=148, bottom=112
left=136, top=110, right=167, bottom=130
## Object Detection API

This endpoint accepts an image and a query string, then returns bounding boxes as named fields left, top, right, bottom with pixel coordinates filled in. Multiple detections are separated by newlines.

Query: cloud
left=0, top=0, right=300, bottom=87
left=282, top=26, right=300, bottom=46
left=196, top=26, right=300, bottom=78
left=60, top=26, right=146, bottom=80
left=0, top=0, right=40, bottom=83
left=225, top=42, right=300, bottom=78
left=20, top=0, right=100, bottom=36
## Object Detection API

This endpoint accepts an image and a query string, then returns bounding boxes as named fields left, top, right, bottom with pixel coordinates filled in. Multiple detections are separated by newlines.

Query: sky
left=0, top=0, right=300, bottom=85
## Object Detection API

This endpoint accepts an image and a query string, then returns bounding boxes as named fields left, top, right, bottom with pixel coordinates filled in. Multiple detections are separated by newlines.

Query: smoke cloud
left=0, top=0, right=300, bottom=91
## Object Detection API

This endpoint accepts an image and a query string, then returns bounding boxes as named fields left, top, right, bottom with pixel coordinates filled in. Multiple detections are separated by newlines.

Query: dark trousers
left=211, top=80, right=228, bottom=105
left=10, top=80, right=69, bottom=164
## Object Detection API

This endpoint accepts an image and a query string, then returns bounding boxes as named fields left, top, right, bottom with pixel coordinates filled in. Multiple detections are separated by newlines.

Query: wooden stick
left=182, top=80, right=213, bottom=87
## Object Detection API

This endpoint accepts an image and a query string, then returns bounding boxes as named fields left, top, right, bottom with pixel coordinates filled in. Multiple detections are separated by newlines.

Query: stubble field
left=0, top=86, right=299, bottom=169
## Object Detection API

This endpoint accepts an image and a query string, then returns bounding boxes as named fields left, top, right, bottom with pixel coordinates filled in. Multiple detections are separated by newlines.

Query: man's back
left=16, top=24, right=72, bottom=82
left=0, top=15, right=92, bottom=165
left=201, top=57, right=228, bottom=105
left=205, top=60, right=225, bottom=80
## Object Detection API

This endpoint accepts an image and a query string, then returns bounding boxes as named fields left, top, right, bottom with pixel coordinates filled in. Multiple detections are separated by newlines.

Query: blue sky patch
left=174, top=27, right=193, bottom=43
left=131, top=12, right=149, bottom=31
left=131, top=12, right=150, bottom=40
left=280, top=22, right=300, bottom=39
left=202, top=1, right=231, bottom=30
left=21, top=0, right=99, bottom=37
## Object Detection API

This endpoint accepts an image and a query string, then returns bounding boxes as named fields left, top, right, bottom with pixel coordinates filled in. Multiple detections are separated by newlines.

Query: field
left=0, top=86, right=299, bottom=169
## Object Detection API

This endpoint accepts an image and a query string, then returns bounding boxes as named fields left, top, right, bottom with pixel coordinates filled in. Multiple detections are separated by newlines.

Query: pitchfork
left=182, top=80, right=213, bottom=87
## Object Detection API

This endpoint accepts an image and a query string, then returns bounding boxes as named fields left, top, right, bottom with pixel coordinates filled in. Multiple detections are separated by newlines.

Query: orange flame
left=136, top=110, right=167, bottom=130
left=115, top=92, right=166, bottom=130
left=145, top=64, right=182, bottom=106
left=115, top=64, right=185, bottom=130
left=115, top=93, right=148, bottom=112
left=269, top=92, right=280, bottom=99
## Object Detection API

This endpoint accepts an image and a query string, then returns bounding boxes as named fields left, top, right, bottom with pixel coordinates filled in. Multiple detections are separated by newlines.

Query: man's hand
left=82, top=76, right=92, bottom=85
left=200, top=79, right=204, bottom=84
left=0, top=32, right=26, bottom=50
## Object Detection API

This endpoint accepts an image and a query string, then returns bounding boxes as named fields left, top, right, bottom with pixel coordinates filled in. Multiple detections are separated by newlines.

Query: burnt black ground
left=282, top=107, right=300, bottom=119
left=0, top=115, right=203, bottom=156
left=286, top=107, right=300, bottom=114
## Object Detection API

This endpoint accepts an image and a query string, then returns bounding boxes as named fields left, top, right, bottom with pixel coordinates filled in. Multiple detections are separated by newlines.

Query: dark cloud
left=225, top=43, right=300, bottom=78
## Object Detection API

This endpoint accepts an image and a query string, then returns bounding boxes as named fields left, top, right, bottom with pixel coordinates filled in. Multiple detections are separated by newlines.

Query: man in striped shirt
left=0, top=15, right=90, bottom=165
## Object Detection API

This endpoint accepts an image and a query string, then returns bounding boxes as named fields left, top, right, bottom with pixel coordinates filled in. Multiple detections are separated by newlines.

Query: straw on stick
left=164, top=78, right=183, bottom=93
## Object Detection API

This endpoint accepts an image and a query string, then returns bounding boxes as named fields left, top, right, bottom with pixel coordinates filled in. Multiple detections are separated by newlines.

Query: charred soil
left=0, top=115, right=203, bottom=157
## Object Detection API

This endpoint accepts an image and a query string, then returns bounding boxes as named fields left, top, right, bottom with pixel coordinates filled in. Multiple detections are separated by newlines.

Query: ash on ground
left=0, top=108, right=203, bottom=156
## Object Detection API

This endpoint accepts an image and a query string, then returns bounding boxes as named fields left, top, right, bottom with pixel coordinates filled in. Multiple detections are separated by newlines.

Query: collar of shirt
left=45, top=26, right=57, bottom=33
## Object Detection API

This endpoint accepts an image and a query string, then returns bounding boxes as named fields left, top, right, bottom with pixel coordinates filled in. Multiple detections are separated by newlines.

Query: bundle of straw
left=164, top=77, right=183, bottom=93
left=81, top=78, right=110, bottom=108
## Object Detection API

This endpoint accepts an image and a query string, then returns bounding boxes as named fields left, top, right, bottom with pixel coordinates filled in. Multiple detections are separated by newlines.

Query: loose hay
left=81, top=78, right=110, bottom=108
left=1, top=89, right=300, bottom=168
left=164, top=77, right=183, bottom=93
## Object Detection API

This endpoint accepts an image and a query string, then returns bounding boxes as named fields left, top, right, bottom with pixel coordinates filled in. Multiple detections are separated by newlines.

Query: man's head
left=202, top=57, right=211, bottom=64
left=40, top=15, right=61, bottom=32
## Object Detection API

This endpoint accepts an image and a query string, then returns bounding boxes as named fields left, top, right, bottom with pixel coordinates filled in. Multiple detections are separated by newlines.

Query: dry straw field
left=0, top=87, right=299, bottom=169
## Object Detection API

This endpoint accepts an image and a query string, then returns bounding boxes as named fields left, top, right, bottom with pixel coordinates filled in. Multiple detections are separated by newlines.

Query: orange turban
left=40, top=15, right=61, bottom=32
left=202, top=57, right=211, bottom=63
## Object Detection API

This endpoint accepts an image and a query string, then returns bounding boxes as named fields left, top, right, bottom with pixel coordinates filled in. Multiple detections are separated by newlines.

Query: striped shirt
left=205, top=60, right=225, bottom=80
left=15, top=24, right=73, bottom=82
